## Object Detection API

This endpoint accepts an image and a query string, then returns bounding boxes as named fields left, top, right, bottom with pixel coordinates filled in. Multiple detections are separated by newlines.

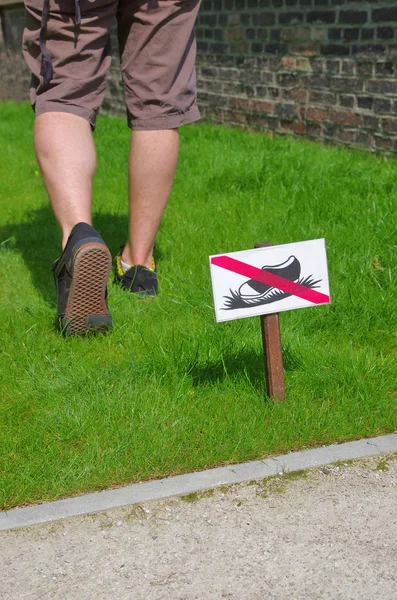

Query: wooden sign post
left=209, top=238, right=331, bottom=402
left=254, top=243, right=285, bottom=401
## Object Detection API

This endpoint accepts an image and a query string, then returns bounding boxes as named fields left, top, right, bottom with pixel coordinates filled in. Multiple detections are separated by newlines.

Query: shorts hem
left=128, top=106, right=201, bottom=130
left=34, top=103, right=97, bottom=130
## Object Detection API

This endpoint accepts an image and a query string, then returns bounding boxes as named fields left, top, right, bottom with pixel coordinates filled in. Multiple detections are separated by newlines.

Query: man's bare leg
left=121, top=129, right=179, bottom=270
left=34, top=113, right=96, bottom=249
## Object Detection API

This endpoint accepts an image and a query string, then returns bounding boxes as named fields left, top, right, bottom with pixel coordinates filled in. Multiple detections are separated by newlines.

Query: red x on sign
left=210, top=255, right=330, bottom=305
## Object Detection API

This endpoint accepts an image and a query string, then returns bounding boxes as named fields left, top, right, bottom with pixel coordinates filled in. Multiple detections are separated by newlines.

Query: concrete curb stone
left=1, top=432, right=396, bottom=532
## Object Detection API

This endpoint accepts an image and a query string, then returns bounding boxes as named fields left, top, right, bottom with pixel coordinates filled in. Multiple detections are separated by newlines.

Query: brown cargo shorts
left=22, top=0, right=201, bottom=129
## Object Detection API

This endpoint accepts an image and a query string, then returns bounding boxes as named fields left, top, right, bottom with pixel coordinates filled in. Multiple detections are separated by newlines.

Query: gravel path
left=1, top=453, right=396, bottom=600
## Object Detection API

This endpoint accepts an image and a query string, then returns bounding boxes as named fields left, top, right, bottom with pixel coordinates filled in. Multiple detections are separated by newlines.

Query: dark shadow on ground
left=188, top=345, right=301, bottom=394
left=0, top=205, right=164, bottom=305
left=189, top=350, right=266, bottom=389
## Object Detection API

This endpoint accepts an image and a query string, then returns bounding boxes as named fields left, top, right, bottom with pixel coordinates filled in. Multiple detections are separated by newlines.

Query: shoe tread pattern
left=64, top=243, right=112, bottom=335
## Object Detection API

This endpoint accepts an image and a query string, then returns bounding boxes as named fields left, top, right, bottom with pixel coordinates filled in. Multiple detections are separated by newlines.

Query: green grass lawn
left=1, top=101, right=396, bottom=510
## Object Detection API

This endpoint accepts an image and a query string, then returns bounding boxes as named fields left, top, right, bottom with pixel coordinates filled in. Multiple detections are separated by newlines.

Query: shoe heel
left=86, top=314, right=113, bottom=329
left=64, top=242, right=112, bottom=336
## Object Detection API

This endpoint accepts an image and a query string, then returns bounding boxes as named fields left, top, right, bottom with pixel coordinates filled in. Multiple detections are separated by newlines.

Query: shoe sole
left=63, top=242, right=113, bottom=336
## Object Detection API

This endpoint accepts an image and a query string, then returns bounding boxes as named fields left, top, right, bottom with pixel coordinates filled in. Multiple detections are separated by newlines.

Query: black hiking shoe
left=52, top=223, right=113, bottom=336
left=238, top=255, right=301, bottom=300
left=114, top=248, right=158, bottom=296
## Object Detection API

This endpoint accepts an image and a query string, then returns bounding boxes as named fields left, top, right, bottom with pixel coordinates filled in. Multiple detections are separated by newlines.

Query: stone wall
left=1, top=0, right=397, bottom=152
left=196, top=0, right=397, bottom=152
left=0, top=3, right=30, bottom=102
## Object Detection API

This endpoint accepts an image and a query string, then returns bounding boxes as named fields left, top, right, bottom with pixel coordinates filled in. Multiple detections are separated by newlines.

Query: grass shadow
left=190, top=350, right=266, bottom=388
left=188, top=345, right=301, bottom=393
left=0, top=205, right=164, bottom=305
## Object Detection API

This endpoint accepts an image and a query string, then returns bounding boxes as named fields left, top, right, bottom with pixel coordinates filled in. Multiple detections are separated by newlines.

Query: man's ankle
left=61, top=220, right=93, bottom=250
left=121, top=243, right=154, bottom=270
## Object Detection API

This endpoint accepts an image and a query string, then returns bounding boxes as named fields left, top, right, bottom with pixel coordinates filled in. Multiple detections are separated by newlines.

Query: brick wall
left=0, top=4, right=31, bottom=102
left=1, top=1, right=397, bottom=152
left=196, top=0, right=397, bottom=152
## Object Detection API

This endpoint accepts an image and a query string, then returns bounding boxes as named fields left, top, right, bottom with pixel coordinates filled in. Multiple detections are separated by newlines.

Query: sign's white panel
left=209, top=239, right=330, bottom=323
